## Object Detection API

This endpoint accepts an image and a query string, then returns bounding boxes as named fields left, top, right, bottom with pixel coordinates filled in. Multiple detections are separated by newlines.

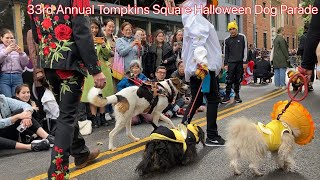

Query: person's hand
left=243, top=63, right=248, bottom=70
left=298, top=66, right=313, bottom=80
left=31, top=101, right=39, bottom=111
left=21, top=119, right=32, bottom=128
left=5, top=43, right=16, bottom=54
left=17, top=111, right=32, bottom=120
left=93, top=72, right=106, bottom=89
left=16, top=46, right=24, bottom=54
left=224, top=65, right=228, bottom=71
left=195, top=64, right=208, bottom=80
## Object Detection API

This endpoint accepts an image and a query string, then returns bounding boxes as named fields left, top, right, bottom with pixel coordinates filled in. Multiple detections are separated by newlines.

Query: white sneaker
left=105, top=113, right=112, bottom=121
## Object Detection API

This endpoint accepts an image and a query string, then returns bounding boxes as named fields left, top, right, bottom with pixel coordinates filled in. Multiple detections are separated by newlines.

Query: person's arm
left=19, top=52, right=30, bottom=67
left=117, top=78, right=128, bottom=92
left=71, top=15, right=101, bottom=75
left=242, top=34, right=248, bottom=64
left=116, top=38, right=133, bottom=57
left=280, top=38, right=289, bottom=60
left=224, top=37, right=229, bottom=65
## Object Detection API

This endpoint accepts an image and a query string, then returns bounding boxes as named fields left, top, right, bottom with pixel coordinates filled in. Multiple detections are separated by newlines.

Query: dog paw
left=234, top=170, right=242, bottom=175
left=134, top=138, right=140, bottom=142
left=109, top=146, right=117, bottom=151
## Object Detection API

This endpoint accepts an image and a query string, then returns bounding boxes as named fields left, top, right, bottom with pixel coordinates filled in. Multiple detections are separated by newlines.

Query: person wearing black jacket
left=300, top=0, right=320, bottom=81
left=223, top=21, right=248, bottom=103
left=29, top=0, right=106, bottom=178
left=149, top=30, right=177, bottom=79
left=253, top=56, right=274, bottom=84
left=247, top=44, right=257, bottom=62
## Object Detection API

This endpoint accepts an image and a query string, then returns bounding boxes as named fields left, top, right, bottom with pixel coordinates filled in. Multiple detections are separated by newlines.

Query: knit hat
left=227, top=21, right=238, bottom=31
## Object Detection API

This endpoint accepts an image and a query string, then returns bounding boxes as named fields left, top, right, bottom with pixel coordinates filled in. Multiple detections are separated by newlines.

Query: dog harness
left=149, top=124, right=200, bottom=153
left=256, top=120, right=291, bottom=151
left=141, top=80, right=176, bottom=114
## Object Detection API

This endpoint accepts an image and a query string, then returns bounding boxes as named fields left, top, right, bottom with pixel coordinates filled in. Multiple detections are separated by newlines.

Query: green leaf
left=61, top=46, right=71, bottom=51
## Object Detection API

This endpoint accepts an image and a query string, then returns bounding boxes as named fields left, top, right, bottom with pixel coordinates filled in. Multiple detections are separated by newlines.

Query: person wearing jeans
left=272, top=27, right=289, bottom=89
left=0, top=29, right=29, bottom=97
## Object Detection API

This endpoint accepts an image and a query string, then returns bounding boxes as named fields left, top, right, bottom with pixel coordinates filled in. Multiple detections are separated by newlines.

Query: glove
left=195, top=64, right=208, bottom=80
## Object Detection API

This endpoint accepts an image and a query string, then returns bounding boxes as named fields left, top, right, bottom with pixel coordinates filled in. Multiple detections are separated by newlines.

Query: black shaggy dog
left=136, top=123, right=205, bottom=176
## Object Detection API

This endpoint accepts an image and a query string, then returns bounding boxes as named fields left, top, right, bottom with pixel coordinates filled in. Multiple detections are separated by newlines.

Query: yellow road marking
left=28, top=90, right=285, bottom=180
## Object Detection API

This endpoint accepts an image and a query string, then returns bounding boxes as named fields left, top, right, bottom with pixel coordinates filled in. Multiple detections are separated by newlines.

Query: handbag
left=111, top=48, right=125, bottom=80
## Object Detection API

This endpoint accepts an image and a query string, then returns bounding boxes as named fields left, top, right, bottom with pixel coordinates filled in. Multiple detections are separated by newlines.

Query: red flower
left=54, top=24, right=72, bottom=41
left=38, top=34, right=42, bottom=40
left=43, top=46, right=50, bottom=56
left=64, top=15, right=70, bottom=21
left=36, top=27, right=41, bottom=34
left=64, top=166, right=68, bottom=171
left=50, top=42, right=57, bottom=49
left=56, top=158, right=63, bottom=166
left=56, top=173, right=64, bottom=180
left=54, top=15, right=59, bottom=21
left=48, top=34, right=53, bottom=39
left=44, top=38, right=48, bottom=43
left=52, top=173, right=57, bottom=177
left=59, top=149, right=63, bottom=153
left=56, top=70, right=75, bottom=80
left=42, top=18, right=52, bottom=30
left=79, top=63, right=84, bottom=69
left=34, top=16, right=39, bottom=22
left=54, top=146, right=59, bottom=152
left=45, top=4, right=50, bottom=9
left=56, top=165, right=62, bottom=171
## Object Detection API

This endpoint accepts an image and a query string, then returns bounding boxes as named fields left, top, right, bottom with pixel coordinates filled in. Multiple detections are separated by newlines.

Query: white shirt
left=41, top=89, right=59, bottom=119
left=181, top=0, right=222, bottom=82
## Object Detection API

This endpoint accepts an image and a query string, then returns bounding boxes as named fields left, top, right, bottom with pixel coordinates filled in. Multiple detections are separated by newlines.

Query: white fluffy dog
left=88, top=78, right=188, bottom=151
left=225, top=117, right=300, bottom=176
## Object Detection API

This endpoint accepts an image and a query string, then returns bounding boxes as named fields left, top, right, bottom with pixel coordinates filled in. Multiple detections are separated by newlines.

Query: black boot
left=100, top=113, right=109, bottom=126
left=92, top=115, right=99, bottom=128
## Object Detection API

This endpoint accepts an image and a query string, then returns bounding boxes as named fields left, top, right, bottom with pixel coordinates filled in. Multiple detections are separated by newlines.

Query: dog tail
left=88, top=87, right=118, bottom=107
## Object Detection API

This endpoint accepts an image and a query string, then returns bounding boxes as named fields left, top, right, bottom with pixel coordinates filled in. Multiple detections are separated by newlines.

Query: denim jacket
left=0, top=94, right=33, bottom=129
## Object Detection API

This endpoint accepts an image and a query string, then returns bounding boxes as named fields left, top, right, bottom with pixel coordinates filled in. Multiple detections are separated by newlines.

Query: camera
left=17, top=124, right=26, bottom=133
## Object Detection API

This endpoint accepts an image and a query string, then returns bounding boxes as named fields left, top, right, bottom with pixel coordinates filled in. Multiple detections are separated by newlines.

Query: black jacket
left=149, top=42, right=177, bottom=74
left=29, top=0, right=101, bottom=76
left=141, top=44, right=156, bottom=79
left=253, top=59, right=272, bottom=76
left=297, top=32, right=307, bottom=57
left=224, top=33, right=247, bottom=65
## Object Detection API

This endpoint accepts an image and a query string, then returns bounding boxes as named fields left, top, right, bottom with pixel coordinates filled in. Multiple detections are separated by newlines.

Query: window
left=263, top=2, right=266, bottom=18
left=292, top=37, right=295, bottom=49
left=255, top=32, right=258, bottom=47
left=226, top=0, right=237, bottom=5
left=292, top=14, right=295, bottom=26
left=263, top=33, right=267, bottom=49
left=236, top=15, right=240, bottom=32
left=226, top=13, right=230, bottom=32
left=214, top=14, right=219, bottom=31
left=271, top=16, right=275, bottom=27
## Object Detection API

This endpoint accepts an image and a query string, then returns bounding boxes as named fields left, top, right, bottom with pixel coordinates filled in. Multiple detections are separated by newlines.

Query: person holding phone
left=0, top=28, right=29, bottom=97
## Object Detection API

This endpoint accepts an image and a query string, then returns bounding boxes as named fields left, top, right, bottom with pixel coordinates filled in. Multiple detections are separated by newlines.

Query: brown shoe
left=75, top=149, right=100, bottom=169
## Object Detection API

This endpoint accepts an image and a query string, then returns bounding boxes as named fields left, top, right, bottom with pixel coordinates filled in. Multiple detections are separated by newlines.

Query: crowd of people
left=0, top=0, right=319, bottom=178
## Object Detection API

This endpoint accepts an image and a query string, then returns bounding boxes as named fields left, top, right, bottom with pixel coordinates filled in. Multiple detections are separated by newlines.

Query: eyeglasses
left=157, top=71, right=166, bottom=74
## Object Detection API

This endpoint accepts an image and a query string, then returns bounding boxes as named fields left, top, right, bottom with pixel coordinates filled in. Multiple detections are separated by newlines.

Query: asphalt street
left=1, top=79, right=319, bottom=180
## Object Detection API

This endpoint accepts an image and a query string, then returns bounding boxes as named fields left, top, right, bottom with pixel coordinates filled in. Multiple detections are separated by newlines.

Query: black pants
left=226, top=62, right=244, bottom=96
left=181, top=71, right=220, bottom=139
left=45, top=69, right=90, bottom=178
left=254, top=72, right=274, bottom=83
left=0, top=109, right=42, bottom=150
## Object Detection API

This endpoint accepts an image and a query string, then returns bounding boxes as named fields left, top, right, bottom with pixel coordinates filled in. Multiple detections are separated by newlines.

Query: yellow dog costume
left=256, top=101, right=315, bottom=151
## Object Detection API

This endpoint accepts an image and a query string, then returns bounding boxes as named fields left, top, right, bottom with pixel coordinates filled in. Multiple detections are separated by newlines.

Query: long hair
left=90, top=18, right=104, bottom=37
left=153, top=29, right=165, bottom=47
left=0, top=28, right=13, bottom=44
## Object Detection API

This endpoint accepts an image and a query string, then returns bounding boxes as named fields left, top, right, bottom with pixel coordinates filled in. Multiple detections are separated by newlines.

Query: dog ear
left=197, top=125, right=206, bottom=146
left=170, top=77, right=180, bottom=85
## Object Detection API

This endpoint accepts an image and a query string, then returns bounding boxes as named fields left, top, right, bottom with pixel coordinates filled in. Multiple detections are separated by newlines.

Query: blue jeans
left=0, top=73, right=23, bottom=97
left=274, top=68, right=287, bottom=87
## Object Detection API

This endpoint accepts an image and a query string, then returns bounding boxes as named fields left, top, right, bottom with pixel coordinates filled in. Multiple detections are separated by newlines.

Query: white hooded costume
left=181, top=0, right=222, bottom=82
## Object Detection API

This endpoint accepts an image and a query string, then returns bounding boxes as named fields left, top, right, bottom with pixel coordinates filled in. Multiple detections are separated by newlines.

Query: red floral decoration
left=56, top=70, right=75, bottom=80
left=54, top=24, right=72, bottom=41
left=42, top=18, right=53, bottom=30
left=43, top=46, right=50, bottom=56
left=51, top=146, right=70, bottom=180
left=50, top=42, right=57, bottom=49
left=54, top=16, right=59, bottom=21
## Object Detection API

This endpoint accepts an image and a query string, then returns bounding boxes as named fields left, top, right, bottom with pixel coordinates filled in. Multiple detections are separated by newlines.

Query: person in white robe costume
left=179, top=0, right=225, bottom=146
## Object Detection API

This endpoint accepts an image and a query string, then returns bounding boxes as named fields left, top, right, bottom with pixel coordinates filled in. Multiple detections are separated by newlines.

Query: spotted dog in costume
left=136, top=123, right=205, bottom=176
left=225, top=101, right=315, bottom=176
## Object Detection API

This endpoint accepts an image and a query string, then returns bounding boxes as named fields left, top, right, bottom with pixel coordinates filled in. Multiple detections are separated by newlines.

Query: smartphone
left=17, top=124, right=26, bottom=133
left=11, top=39, right=16, bottom=44
left=94, top=37, right=105, bottom=44
left=135, top=34, right=141, bottom=41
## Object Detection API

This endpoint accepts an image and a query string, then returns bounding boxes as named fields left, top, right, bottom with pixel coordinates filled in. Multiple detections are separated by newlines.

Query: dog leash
left=278, top=70, right=309, bottom=120
left=186, top=80, right=204, bottom=122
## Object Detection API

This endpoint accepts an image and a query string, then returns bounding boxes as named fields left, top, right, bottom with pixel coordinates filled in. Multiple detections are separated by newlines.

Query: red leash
left=187, top=81, right=204, bottom=119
